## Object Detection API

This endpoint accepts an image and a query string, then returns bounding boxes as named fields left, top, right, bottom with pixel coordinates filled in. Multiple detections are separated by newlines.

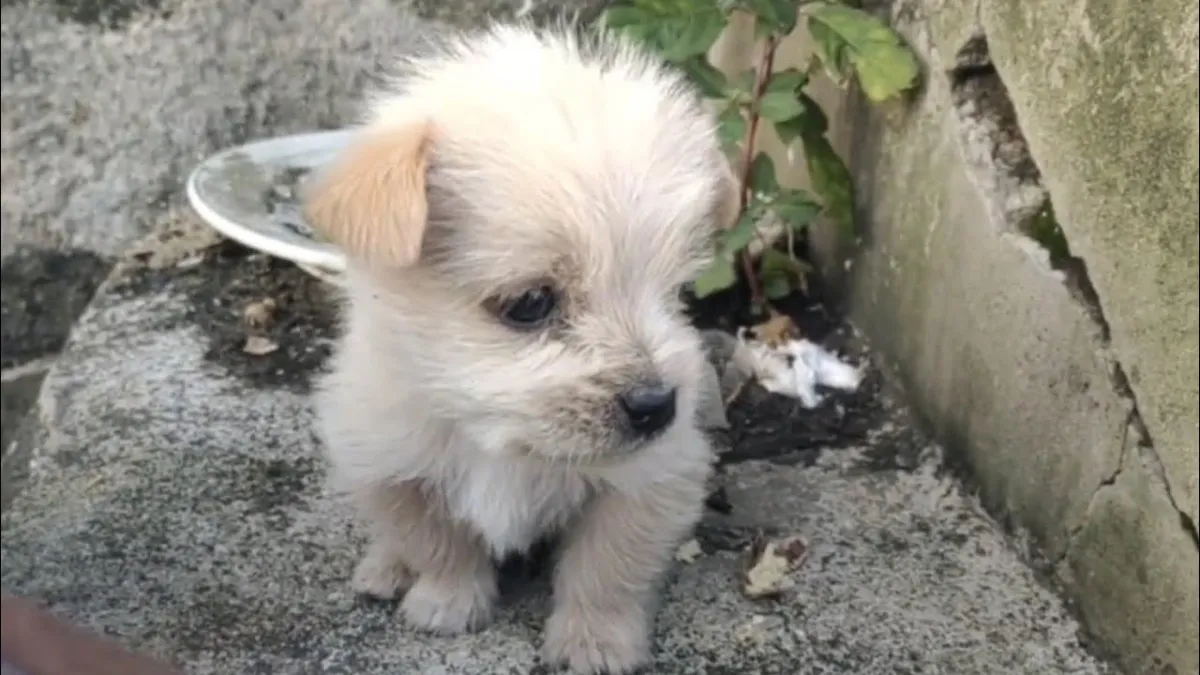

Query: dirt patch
left=1, top=247, right=113, bottom=456
left=0, top=0, right=167, bottom=28
left=715, top=364, right=884, bottom=467
left=44, top=0, right=164, bottom=29
left=688, top=270, right=890, bottom=468
left=111, top=238, right=338, bottom=393
left=0, top=247, right=112, bottom=370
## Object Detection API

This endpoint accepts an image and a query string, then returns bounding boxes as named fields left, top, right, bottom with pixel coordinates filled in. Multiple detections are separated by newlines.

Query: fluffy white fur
left=304, top=22, right=739, bottom=674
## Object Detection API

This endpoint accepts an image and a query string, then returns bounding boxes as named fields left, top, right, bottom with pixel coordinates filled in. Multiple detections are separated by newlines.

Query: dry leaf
left=243, top=335, right=280, bottom=356
left=243, top=298, right=278, bottom=330
left=674, top=539, right=703, bottom=564
left=749, top=312, right=799, bottom=349
left=741, top=534, right=809, bottom=600
left=174, top=253, right=205, bottom=269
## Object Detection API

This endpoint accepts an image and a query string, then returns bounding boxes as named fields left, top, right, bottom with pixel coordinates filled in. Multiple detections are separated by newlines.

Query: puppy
left=304, top=23, right=740, bottom=674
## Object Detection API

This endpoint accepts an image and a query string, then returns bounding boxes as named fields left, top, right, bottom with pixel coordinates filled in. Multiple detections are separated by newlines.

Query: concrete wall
left=710, top=1, right=1199, bottom=673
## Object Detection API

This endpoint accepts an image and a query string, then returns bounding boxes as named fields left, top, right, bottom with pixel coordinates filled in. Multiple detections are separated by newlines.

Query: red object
left=0, top=594, right=182, bottom=675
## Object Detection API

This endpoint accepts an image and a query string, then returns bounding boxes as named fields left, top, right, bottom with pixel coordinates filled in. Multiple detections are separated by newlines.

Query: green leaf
left=805, top=3, right=920, bottom=102
left=765, top=88, right=855, bottom=237
left=692, top=257, right=739, bottom=298
left=763, top=270, right=793, bottom=299
left=601, top=6, right=651, bottom=30
left=718, top=210, right=760, bottom=255
left=773, top=117, right=802, bottom=145
left=805, top=14, right=851, bottom=83
left=741, top=0, right=799, bottom=34
left=800, top=132, right=856, bottom=236
left=759, top=248, right=813, bottom=296
left=680, top=57, right=729, bottom=98
left=643, top=0, right=699, bottom=14
left=758, top=90, right=805, bottom=123
left=757, top=70, right=809, bottom=125
left=748, top=152, right=779, bottom=195
left=765, top=68, right=809, bottom=95
left=773, top=188, right=823, bottom=230
left=717, top=105, right=746, bottom=150
left=773, top=94, right=827, bottom=145
left=731, top=68, right=757, bottom=96
left=797, top=93, right=828, bottom=133
left=753, top=14, right=778, bottom=39
left=602, top=5, right=664, bottom=45
left=760, top=247, right=805, bottom=274
left=656, top=11, right=729, bottom=62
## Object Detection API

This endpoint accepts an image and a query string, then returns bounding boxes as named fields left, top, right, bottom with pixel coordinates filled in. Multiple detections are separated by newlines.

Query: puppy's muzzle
left=618, top=383, right=678, bottom=437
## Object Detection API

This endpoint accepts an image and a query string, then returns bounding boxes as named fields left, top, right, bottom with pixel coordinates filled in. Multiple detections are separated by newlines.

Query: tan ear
left=304, top=121, right=433, bottom=268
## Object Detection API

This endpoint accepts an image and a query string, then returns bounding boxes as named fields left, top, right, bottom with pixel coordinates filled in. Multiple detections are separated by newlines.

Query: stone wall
left=710, top=1, right=1199, bottom=672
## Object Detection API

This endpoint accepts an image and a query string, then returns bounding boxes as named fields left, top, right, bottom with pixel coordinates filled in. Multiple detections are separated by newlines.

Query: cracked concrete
left=944, top=31, right=1198, bottom=555
left=733, top=0, right=1199, bottom=672
left=1061, top=441, right=1198, bottom=673
left=978, top=0, right=1199, bottom=539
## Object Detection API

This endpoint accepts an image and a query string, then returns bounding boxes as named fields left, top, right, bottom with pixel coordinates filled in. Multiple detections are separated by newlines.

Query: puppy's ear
left=304, top=121, right=434, bottom=268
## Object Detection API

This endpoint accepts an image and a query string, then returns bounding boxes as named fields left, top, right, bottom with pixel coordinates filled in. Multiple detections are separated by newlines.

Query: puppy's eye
left=498, top=286, right=557, bottom=329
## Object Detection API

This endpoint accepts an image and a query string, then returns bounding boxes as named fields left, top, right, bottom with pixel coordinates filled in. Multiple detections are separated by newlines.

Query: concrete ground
left=0, top=1, right=1116, bottom=673
left=0, top=216, right=1113, bottom=673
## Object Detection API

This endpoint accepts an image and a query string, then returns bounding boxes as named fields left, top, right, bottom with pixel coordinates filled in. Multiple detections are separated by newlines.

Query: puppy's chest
left=443, top=460, right=593, bottom=556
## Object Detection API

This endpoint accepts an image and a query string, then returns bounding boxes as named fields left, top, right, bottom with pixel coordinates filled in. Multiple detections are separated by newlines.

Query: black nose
left=619, top=384, right=678, bottom=436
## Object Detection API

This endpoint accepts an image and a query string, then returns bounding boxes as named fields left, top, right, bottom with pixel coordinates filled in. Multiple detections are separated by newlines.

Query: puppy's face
left=307, top=28, right=738, bottom=465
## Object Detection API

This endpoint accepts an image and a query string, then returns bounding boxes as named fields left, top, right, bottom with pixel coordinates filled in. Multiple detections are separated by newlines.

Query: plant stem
left=736, top=33, right=778, bottom=310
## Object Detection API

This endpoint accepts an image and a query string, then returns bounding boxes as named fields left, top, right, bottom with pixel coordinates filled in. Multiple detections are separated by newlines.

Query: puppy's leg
left=542, top=468, right=708, bottom=674
left=351, top=481, right=498, bottom=634
left=351, top=533, right=416, bottom=601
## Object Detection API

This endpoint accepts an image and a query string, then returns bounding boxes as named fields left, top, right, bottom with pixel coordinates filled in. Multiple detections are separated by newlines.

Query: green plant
left=598, top=0, right=919, bottom=310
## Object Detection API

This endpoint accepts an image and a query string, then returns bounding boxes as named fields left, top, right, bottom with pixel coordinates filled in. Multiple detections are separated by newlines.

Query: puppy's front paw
left=350, top=545, right=415, bottom=600
left=541, top=606, right=650, bottom=675
left=401, top=573, right=497, bottom=634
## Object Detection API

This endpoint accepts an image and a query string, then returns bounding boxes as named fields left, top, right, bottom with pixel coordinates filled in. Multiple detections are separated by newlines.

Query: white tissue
left=734, top=334, right=863, bottom=409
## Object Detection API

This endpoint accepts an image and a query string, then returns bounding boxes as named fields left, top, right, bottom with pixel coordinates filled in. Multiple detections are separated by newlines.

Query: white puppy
left=304, top=23, right=739, bottom=674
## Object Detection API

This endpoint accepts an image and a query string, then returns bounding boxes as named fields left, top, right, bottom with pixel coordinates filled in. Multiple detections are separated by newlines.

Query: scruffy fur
left=305, top=23, right=739, bottom=674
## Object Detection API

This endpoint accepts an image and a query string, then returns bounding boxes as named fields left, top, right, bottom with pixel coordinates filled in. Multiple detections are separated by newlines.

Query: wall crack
left=948, top=34, right=1199, bottom=551
left=1057, top=427, right=1129, bottom=567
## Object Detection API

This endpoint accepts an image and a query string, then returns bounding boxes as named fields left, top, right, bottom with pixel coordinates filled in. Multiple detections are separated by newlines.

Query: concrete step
left=0, top=217, right=1113, bottom=674
left=0, top=1, right=1115, bottom=672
